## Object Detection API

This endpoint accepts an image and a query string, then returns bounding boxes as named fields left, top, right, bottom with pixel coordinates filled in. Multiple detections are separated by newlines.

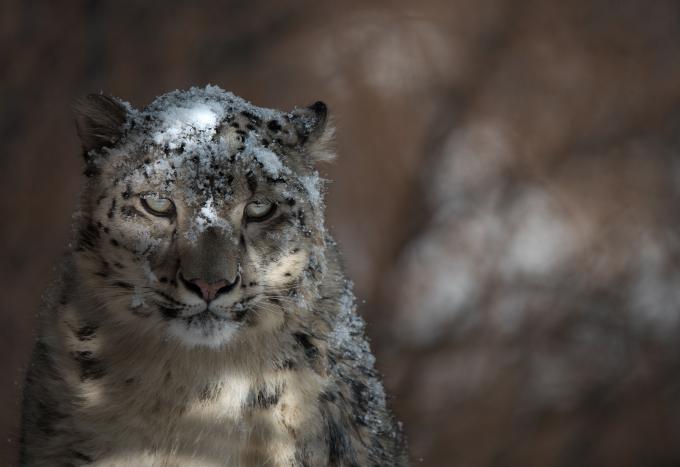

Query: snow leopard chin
left=165, top=311, right=240, bottom=348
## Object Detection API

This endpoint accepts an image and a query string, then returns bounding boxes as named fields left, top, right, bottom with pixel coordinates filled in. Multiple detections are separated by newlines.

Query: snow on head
left=252, top=146, right=286, bottom=178
left=184, top=196, right=234, bottom=244
left=148, top=88, right=228, bottom=151
left=102, top=85, right=330, bottom=252
left=300, top=175, right=322, bottom=207
left=118, top=86, right=317, bottom=203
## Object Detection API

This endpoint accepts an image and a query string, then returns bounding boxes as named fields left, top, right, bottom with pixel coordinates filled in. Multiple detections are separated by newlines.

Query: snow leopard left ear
left=287, top=101, right=336, bottom=163
left=73, top=94, right=130, bottom=158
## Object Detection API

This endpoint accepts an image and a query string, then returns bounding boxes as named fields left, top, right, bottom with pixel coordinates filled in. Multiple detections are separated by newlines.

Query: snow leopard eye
left=245, top=200, right=276, bottom=222
left=141, top=196, right=175, bottom=217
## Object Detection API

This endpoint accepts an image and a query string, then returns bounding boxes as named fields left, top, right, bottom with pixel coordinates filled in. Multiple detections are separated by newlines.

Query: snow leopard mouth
left=155, top=295, right=255, bottom=323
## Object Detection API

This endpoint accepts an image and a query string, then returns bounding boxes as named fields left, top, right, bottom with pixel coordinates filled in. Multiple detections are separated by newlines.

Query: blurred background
left=3, top=0, right=680, bottom=465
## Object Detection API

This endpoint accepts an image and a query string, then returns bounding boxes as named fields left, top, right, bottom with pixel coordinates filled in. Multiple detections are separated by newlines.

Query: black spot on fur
left=349, top=380, right=371, bottom=426
left=294, top=332, right=319, bottom=361
left=70, top=450, right=94, bottom=463
left=246, top=385, right=282, bottom=409
left=277, top=358, right=297, bottom=370
left=113, top=262, right=125, bottom=269
left=159, top=276, right=168, bottom=283
left=246, top=123, right=256, bottom=131
left=321, top=404, right=359, bottom=467
left=110, top=238, right=119, bottom=247
left=72, top=351, right=106, bottom=380
left=95, top=259, right=111, bottom=278
left=320, top=390, right=337, bottom=403
left=122, top=183, right=132, bottom=200
left=112, top=281, right=133, bottom=289
left=265, top=176, right=286, bottom=185
left=198, top=385, right=211, bottom=402
left=83, top=164, right=99, bottom=178
left=159, top=306, right=179, bottom=320
left=59, top=293, right=69, bottom=306
left=246, top=171, right=258, bottom=194
left=294, top=209, right=306, bottom=227
left=76, top=325, right=97, bottom=341
left=35, top=401, right=67, bottom=436
left=294, top=210, right=312, bottom=238
left=78, top=223, right=100, bottom=250
left=199, top=384, right=223, bottom=402
left=120, top=204, right=147, bottom=219
left=267, top=120, right=282, bottom=132
left=232, top=306, right=248, bottom=322
left=240, top=110, right=262, bottom=126
left=107, top=199, right=117, bottom=219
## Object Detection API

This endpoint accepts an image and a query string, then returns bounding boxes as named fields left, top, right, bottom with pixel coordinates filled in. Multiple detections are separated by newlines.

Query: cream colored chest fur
left=71, top=361, right=326, bottom=467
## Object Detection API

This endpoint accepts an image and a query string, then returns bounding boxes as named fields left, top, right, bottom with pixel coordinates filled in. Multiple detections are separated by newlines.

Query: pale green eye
left=245, top=200, right=275, bottom=221
left=141, top=196, right=175, bottom=216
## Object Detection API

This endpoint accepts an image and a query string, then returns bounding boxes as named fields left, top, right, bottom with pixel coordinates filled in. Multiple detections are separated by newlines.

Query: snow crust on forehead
left=141, top=85, right=277, bottom=149
left=109, top=85, right=293, bottom=197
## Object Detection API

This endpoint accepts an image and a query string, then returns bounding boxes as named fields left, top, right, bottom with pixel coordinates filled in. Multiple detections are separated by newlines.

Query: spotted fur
left=20, top=87, right=408, bottom=466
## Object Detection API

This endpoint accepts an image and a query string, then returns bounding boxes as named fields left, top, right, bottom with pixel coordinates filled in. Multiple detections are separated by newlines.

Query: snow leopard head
left=73, top=86, right=335, bottom=347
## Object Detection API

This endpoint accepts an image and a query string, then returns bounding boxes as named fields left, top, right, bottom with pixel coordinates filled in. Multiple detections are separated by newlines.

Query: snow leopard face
left=74, top=87, right=335, bottom=347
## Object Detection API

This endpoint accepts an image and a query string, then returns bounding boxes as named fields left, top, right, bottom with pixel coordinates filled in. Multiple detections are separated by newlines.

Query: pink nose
left=190, top=279, right=228, bottom=302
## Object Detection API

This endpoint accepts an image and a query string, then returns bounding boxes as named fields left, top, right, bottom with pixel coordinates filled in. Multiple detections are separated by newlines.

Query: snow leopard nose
left=179, top=273, right=239, bottom=302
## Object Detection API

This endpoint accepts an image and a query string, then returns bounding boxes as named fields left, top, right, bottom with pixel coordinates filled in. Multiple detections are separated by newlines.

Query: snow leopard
left=19, top=86, right=408, bottom=466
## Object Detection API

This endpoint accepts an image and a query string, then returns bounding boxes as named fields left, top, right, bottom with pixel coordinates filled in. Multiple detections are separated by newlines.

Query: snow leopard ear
left=73, top=94, right=130, bottom=157
left=288, top=101, right=336, bottom=163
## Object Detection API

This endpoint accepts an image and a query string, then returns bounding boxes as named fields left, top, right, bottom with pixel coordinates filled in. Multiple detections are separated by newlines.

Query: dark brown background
left=4, top=1, right=680, bottom=466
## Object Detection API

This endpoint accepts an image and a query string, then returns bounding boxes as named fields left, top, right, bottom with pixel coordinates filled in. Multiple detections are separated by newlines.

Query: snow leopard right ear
left=73, top=94, right=130, bottom=157
left=286, top=101, right=336, bottom=163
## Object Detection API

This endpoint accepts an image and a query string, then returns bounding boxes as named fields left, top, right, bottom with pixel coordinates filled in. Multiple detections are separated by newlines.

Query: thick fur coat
left=20, top=87, right=408, bottom=466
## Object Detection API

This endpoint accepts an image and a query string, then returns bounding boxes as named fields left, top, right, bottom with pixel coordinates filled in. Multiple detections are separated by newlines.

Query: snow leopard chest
left=76, top=365, right=320, bottom=467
